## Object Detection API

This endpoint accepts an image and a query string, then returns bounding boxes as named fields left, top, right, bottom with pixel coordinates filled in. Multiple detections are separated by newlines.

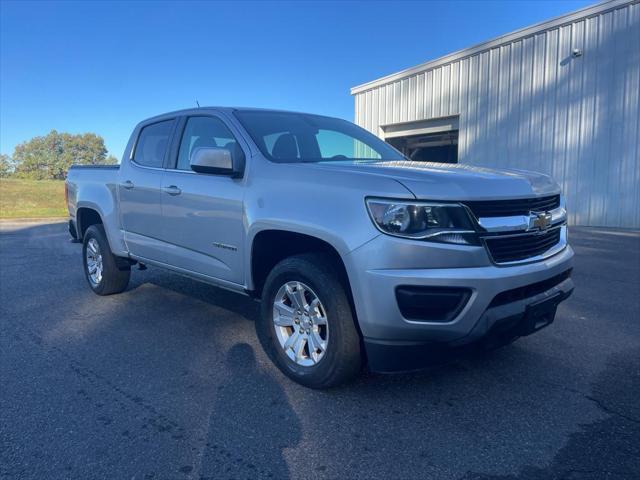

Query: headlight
left=366, top=198, right=479, bottom=244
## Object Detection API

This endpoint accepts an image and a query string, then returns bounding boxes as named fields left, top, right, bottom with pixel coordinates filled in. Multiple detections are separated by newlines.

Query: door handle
left=163, top=185, right=182, bottom=196
left=121, top=180, right=134, bottom=190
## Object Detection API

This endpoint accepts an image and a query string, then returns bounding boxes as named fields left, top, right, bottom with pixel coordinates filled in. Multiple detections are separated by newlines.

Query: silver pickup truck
left=66, top=107, right=574, bottom=388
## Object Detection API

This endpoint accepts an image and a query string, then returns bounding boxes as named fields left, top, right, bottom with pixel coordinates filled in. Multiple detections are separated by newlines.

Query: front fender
left=244, top=221, right=359, bottom=291
left=241, top=159, right=415, bottom=291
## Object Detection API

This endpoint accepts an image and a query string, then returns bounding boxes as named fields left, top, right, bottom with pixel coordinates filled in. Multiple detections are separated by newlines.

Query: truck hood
left=309, top=160, right=560, bottom=200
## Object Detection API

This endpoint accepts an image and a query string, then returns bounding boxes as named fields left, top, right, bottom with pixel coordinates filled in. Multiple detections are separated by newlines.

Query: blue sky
left=1, top=0, right=595, bottom=159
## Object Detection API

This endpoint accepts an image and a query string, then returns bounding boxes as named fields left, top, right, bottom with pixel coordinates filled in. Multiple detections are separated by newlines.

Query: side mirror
left=190, top=147, right=244, bottom=177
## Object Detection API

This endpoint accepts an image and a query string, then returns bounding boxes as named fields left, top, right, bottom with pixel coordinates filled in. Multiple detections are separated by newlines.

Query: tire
left=257, top=253, right=362, bottom=388
left=82, top=224, right=130, bottom=295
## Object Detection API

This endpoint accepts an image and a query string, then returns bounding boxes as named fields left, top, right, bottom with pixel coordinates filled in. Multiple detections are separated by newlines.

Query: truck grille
left=484, top=227, right=562, bottom=263
left=464, top=195, right=560, bottom=218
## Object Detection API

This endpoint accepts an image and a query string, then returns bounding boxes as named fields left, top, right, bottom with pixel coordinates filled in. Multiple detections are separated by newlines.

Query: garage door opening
left=386, top=130, right=458, bottom=163
left=380, top=116, right=459, bottom=164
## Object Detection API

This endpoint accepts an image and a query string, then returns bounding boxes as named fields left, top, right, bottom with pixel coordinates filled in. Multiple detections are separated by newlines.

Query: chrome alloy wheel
left=272, top=281, right=329, bottom=366
left=85, top=238, right=103, bottom=286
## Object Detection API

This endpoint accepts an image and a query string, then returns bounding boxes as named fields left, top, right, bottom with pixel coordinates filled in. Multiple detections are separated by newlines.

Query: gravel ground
left=1, top=221, right=638, bottom=479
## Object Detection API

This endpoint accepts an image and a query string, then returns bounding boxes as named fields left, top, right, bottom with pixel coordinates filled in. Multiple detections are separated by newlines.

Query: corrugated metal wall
left=353, top=0, right=639, bottom=228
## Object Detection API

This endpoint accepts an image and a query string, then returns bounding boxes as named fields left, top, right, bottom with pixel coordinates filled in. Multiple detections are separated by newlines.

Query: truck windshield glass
left=234, top=111, right=404, bottom=163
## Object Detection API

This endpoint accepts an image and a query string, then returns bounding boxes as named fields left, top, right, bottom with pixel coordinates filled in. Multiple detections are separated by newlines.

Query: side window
left=176, top=116, right=239, bottom=171
left=133, top=120, right=174, bottom=168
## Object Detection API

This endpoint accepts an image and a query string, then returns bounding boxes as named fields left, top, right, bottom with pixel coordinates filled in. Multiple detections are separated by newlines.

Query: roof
left=350, top=0, right=630, bottom=95
left=138, top=106, right=331, bottom=122
left=136, top=106, right=347, bottom=126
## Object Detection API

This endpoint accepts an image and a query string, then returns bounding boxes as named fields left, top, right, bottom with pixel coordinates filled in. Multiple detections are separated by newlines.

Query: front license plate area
left=520, top=293, right=561, bottom=336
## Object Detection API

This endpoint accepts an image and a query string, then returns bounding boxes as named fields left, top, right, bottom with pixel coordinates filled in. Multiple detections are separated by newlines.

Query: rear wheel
left=82, top=224, right=130, bottom=295
left=257, top=254, right=361, bottom=388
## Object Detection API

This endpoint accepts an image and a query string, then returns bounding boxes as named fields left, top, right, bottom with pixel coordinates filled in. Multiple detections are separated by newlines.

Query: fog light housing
left=396, top=286, right=472, bottom=322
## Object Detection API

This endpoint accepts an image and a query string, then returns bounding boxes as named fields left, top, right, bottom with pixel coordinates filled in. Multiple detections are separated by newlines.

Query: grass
left=0, top=178, right=67, bottom=219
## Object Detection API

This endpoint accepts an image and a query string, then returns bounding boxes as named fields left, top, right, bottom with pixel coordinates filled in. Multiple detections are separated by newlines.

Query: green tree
left=0, top=154, right=13, bottom=178
left=12, top=130, right=110, bottom=180
left=104, top=154, right=119, bottom=164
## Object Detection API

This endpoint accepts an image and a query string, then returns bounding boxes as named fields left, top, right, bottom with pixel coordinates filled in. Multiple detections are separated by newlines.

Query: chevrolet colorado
left=66, top=107, right=574, bottom=388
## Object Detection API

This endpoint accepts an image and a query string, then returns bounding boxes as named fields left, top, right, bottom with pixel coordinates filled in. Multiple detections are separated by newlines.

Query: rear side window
left=133, top=120, right=174, bottom=168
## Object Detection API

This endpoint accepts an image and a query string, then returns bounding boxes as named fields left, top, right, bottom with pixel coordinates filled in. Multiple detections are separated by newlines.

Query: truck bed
left=66, top=164, right=124, bottom=253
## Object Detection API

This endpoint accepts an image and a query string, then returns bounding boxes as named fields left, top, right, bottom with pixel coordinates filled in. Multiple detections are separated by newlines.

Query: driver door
left=159, top=115, right=246, bottom=284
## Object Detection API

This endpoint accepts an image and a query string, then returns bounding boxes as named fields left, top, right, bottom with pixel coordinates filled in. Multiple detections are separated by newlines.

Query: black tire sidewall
left=82, top=226, right=106, bottom=294
left=82, top=225, right=128, bottom=295
left=258, top=255, right=360, bottom=388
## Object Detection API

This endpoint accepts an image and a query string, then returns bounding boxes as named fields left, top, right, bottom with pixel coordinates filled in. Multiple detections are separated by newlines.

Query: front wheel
left=82, top=224, right=130, bottom=295
left=257, top=254, right=362, bottom=388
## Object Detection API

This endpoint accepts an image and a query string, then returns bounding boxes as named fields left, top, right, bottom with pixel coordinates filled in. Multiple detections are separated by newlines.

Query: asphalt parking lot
left=1, top=221, right=639, bottom=480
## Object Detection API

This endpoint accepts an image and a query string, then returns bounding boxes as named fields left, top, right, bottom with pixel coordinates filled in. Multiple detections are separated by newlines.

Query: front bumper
left=364, top=278, right=573, bottom=372
left=345, top=232, right=575, bottom=372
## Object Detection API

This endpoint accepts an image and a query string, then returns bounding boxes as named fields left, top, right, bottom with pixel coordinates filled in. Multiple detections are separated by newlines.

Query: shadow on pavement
left=197, top=343, right=301, bottom=479
left=462, top=347, right=640, bottom=480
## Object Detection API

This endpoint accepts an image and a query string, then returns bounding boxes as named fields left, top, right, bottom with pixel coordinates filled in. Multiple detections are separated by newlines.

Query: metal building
left=351, top=0, right=639, bottom=228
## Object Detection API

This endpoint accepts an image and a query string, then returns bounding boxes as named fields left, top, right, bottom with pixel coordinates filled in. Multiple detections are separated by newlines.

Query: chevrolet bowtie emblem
left=529, top=211, right=552, bottom=231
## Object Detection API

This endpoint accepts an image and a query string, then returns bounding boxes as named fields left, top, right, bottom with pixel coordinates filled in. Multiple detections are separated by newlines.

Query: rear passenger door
left=159, top=114, right=246, bottom=285
left=119, top=119, right=175, bottom=261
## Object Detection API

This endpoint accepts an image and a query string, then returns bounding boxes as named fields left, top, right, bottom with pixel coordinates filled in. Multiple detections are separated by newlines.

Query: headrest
left=272, top=133, right=298, bottom=159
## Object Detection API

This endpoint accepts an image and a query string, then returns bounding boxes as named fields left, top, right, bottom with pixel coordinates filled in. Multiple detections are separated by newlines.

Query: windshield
left=234, top=110, right=405, bottom=163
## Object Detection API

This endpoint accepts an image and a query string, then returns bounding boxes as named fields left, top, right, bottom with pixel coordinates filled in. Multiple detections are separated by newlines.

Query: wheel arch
left=76, top=206, right=104, bottom=239
left=75, top=197, right=127, bottom=257
left=249, top=228, right=352, bottom=301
